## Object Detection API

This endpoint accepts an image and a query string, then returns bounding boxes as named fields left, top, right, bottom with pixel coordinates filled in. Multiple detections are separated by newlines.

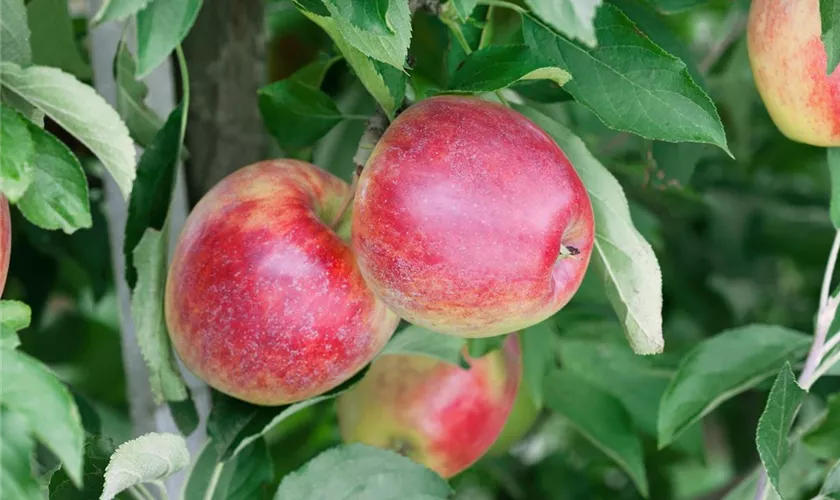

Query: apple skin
left=352, top=96, right=594, bottom=338
left=165, top=160, right=399, bottom=405
left=486, top=375, right=539, bottom=456
left=747, top=0, right=840, bottom=146
left=0, top=196, right=9, bottom=296
left=337, top=334, right=521, bottom=478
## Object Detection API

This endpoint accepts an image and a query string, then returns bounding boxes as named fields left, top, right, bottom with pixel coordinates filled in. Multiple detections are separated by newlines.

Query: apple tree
left=1, top=0, right=839, bottom=498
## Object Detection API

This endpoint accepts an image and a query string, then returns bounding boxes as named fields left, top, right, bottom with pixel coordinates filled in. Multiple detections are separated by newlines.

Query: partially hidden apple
left=0, top=196, right=10, bottom=296
left=486, top=375, right=539, bottom=456
left=748, top=0, right=840, bottom=146
left=165, top=160, right=399, bottom=405
left=337, top=334, right=521, bottom=477
left=352, top=96, right=594, bottom=338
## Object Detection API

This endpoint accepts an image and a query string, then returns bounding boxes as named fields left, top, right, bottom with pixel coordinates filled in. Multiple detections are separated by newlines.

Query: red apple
left=748, top=0, right=840, bottom=146
left=165, top=160, right=399, bottom=405
left=0, top=195, right=10, bottom=296
left=337, top=334, right=522, bottom=478
left=486, top=375, right=539, bottom=456
left=352, top=96, right=594, bottom=338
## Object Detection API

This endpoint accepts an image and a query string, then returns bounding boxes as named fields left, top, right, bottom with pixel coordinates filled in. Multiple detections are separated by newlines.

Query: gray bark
left=181, top=0, right=267, bottom=204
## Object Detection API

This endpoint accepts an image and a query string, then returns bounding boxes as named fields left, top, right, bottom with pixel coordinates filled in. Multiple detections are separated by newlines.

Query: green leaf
left=0, top=62, right=136, bottom=198
left=804, top=393, right=840, bottom=459
left=0, top=327, right=20, bottom=349
left=449, top=45, right=571, bottom=93
left=170, top=396, right=200, bottom=436
left=379, top=324, right=466, bottom=367
left=651, top=141, right=707, bottom=187
left=829, top=148, right=840, bottom=228
left=100, top=432, right=190, bottom=500
left=258, top=78, right=343, bottom=151
left=322, top=0, right=411, bottom=70
left=130, top=228, right=190, bottom=403
left=525, top=0, right=602, bottom=47
left=0, top=349, right=84, bottom=486
left=17, top=123, right=92, bottom=234
left=521, top=321, right=556, bottom=409
left=822, top=459, right=840, bottom=498
left=0, top=410, right=41, bottom=500
left=210, top=439, right=273, bottom=500
left=136, top=0, right=203, bottom=78
left=181, top=441, right=221, bottom=500
left=114, top=42, right=164, bottom=149
left=756, top=362, right=806, bottom=496
left=0, top=103, right=34, bottom=202
left=0, top=300, right=31, bottom=331
left=294, top=0, right=406, bottom=118
left=124, top=104, right=184, bottom=288
left=451, top=0, right=479, bottom=21
left=229, top=366, right=370, bottom=459
left=207, top=391, right=279, bottom=461
left=93, top=0, right=152, bottom=24
left=522, top=7, right=730, bottom=153
left=822, top=0, right=840, bottom=72
left=543, top=369, right=649, bottom=497
left=658, top=324, right=811, bottom=448
left=648, top=0, right=705, bottom=12
left=515, top=105, right=664, bottom=355
left=272, top=444, right=452, bottom=499
left=50, top=436, right=115, bottom=500
left=0, top=0, right=31, bottom=65
left=27, top=0, right=92, bottom=79
left=467, top=335, right=508, bottom=358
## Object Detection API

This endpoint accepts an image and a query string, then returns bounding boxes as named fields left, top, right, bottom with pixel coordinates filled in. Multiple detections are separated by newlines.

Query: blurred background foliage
left=6, top=0, right=840, bottom=498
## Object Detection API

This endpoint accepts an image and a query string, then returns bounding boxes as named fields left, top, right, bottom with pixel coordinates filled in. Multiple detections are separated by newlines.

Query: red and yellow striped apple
left=352, top=96, right=594, bottom=338
left=0, top=196, right=10, bottom=296
left=165, top=160, right=399, bottom=405
left=337, top=334, right=522, bottom=477
left=748, top=0, right=840, bottom=146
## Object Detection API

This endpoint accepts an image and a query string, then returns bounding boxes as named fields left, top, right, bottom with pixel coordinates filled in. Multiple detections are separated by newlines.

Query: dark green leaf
left=114, top=42, right=164, bottom=149
left=124, top=104, right=184, bottom=288
left=829, top=148, right=840, bottom=228
left=258, top=78, right=343, bottom=151
left=211, top=439, right=273, bottom=500
left=522, top=7, right=730, bottom=153
left=136, top=0, right=203, bottom=78
left=0, top=300, right=31, bottom=331
left=101, top=432, right=190, bottom=500
left=322, top=0, right=411, bottom=70
left=131, top=228, right=190, bottom=403
left=756, top=362, right=806, bottom=496
left=658, top=324, right=811, bottom=447
left=449, top=45, right=570, bottom=93
left=520, top=322, right=555, bottom=409
left=170, top=394, right=200, bottom=436
left=451, top=0, right=479, bottom=21
left=0, top=103, right=34, bottom=202
left=272, top=444, right=452, bottom=499
left=181, top=441, right=221, bottom=500
left=0, top=410, right=41, bottom=500
left=467, top=335, right=508, bottom=358
left=0, top=62, right=136, bottom=198
left=515, top=105, right=664, bottom=355
left=93, top=0, right=151, bottom=24
left=543, top=369, right=649, bottom=497
left=49, top=436, right=114, bottom=500
left=207, top=391, right=279, bottom=461
left=804, top=393, right=840, bottom=459
left=27, top=0, right=92, bottom=79
left=379, top=324, right=466, bottom=367
left=822, top=0, right=839, bottom=72
left=17, top=123, right=92, bottom=234
left=648, top=0, right=706, bottom=12
left=652, top=141, right=708, bottom=187
left=1, top=0, right=31, bottom=65
left=525, top=0, right=602, bottom=47
left=0, top=349, right=84, bottom=486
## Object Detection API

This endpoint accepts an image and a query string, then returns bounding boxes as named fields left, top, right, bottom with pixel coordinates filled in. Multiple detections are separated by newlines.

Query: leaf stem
left=811, top=349, right=840, bottom=383
left=820, top=330, right=840, bottom=358
left=476, top=0, right=527, bottom=13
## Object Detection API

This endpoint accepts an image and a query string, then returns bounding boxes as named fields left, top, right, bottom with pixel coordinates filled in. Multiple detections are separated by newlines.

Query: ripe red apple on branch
left=352, top=96, right=595, bottom=338
left=748, top=0, right=840, bottom=146
left=165, top=160, right=399, bottom=405
left=337, top=334, right=523, bottom=477
left=0, top=196, right=10, bottom=296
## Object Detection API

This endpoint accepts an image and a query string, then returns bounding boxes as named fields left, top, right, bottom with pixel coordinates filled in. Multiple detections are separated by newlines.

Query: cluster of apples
left=165, top=96, right=595, bottom=476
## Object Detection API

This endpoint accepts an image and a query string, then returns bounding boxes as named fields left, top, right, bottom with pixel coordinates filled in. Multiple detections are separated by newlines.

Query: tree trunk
left=181, top=0, right=267, bottom=205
